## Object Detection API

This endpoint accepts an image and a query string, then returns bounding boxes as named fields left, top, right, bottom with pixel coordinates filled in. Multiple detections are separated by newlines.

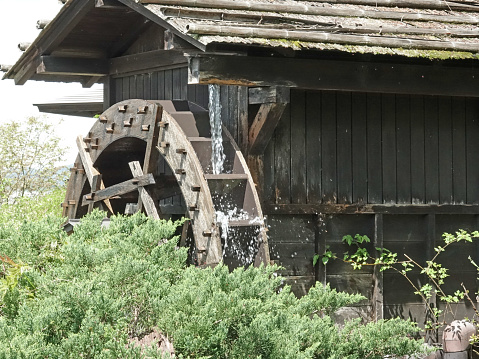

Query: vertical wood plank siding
left=266, top=90, right=479, bottom=206
left=111, top=69, right=245, bottom=143
left=111, top=68, right=209, bottom=109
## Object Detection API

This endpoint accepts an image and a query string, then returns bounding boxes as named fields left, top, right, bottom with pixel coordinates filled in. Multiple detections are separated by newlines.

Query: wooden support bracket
left=248, top=87, right=289, bottom=156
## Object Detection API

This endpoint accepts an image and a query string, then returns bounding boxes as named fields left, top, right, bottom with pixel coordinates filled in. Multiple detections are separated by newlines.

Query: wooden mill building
left=4, top=0, right=479, bottom=332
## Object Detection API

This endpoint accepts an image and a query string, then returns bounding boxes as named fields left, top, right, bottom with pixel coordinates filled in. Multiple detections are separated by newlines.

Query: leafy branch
left=313, top=230, right=479, bottom=333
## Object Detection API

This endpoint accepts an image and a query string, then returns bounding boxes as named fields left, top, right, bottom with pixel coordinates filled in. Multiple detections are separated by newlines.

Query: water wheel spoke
left=81, top=173, right=155, bottom=206
left=129, top=161, right=160, bottom=220
left=76, top=135, right=114, bottom=214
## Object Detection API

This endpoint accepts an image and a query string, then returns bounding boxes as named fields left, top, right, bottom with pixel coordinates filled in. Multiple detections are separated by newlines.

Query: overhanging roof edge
left=3, top=0, right=94, bottom=83
left=3, top=0, right=206, bottom=85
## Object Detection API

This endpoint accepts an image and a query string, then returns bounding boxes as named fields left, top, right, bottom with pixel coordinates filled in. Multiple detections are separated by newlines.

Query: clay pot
left=443, top=320, right=476, bottom=353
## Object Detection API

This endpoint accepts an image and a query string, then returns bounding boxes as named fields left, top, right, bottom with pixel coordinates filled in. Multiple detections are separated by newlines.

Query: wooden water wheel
left=62, top=99, right=270, bottom=268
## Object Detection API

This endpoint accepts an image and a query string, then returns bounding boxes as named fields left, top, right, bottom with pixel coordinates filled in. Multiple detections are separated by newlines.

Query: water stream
left=208, top=84, right=263, bottom=264
left=208, top=84, right=226, bottom=175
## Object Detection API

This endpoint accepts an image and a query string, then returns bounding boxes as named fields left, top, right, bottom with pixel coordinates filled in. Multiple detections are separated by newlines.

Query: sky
left=0, top=0, right=97, bottom=163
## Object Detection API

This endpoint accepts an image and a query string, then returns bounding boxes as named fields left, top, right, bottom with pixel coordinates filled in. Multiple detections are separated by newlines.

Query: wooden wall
left=107, top=67, right=479, bottom=325
left=110, top=68, right=209, bottom=109
left=264, top=90, right=479, bottom=206
left=109, top=69, right=245, bottom=144
left=263, top=89, right=479, bottom=325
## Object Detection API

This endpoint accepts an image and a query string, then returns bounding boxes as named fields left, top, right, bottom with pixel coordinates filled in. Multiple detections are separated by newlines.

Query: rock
left=129, top=328, right=175, bottom=356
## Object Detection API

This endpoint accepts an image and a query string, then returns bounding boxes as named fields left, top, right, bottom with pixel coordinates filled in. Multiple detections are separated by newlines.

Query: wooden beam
left=129, top=161, right=160, bottom=220
left=188, top=54, right=479, bottom=97
left=109, top=49, right=188, bottom=77
left=162, top=6, right=479, bottom=38
left=82, top=76, right=103, bottom=88
left=95, top=0, right=125, bottom=8
left=164, top=29, right=195, bottom=50
left=249, top=86, right=290, bottom=105
left=40, top=0, right=94, bottom=53
left=426, top=214, right=438, bottom=344
left=76, top=135, right=100, bottom=183
left=143, top=105, right=162, bottom=174
left=248, top=103, right=287, bottom=156
left=116, top=0, right=206, bottom=51
left=37, top=56, right=108, bottom=76
left=13, top=52, right=41, bottom=85
left=36, top=20, right=51, bottom=30
left=0, top=65, right=12, bottom=73
left=18, top=43, right=32, bottom=52
left=82, top=174, right=155, bottom=206
left=142, top=0, right=479, bottom=24
left=76, top=135, right=114, bottom=214
left=264, top=203, right=479, bottom=215
left=35, top=102, right=103, bottom=117
left=248, top=86, right=289, bottom=155
left=237, top=86, right=249, bottom=153
left=315, top=214, right=326, bottom=285
left=187, top=24, right=479, bottom=53
left=372, top=214, right=384, bottom=321
left=302, top=0, right=479, bottom=12
left=107, top=17, right=151, bottom=58
left=6, top=0, right=94, bottom=84
left=246, top=155, right=264, bottom=203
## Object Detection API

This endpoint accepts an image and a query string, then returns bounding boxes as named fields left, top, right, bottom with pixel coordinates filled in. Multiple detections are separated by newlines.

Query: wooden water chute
left=62, top=99, right=270, bottom=268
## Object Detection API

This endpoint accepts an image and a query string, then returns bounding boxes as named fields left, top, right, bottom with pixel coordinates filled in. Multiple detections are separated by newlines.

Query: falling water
left=208, top=84, right=226, bottom=174
left=208, top=84, right=263, bottom=265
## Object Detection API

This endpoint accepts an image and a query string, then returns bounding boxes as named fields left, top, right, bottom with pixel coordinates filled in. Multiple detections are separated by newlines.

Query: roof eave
left=3, top=0, right=95, bottom=84
left=3, top=0, right=206, bottom=85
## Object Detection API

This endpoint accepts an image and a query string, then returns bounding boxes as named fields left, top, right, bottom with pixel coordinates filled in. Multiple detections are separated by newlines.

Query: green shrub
left=0, top=211, right=427, bottom=358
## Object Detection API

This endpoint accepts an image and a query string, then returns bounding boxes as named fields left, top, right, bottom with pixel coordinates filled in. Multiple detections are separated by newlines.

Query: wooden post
left=373, top=214, right=384, bottom=321
left=426, top=213, right=438, bottom=344
left=246, top=87, right=289, bottom=204
left=237, top=86, right=249, bottom=154
left=248, top=87, right=289, bottom=156
left=247, top=155, right=264, bottom=205
left=315, top=214, right=327, bottom=286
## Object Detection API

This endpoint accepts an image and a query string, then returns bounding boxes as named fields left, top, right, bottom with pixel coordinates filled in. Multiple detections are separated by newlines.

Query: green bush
left=0, top=186, right=65, bottom=227
left=0, top=210, right=428, bottom=358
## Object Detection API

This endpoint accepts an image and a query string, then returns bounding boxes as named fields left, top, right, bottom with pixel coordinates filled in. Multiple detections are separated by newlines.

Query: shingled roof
left=140, top=0, right=479, bottom=59
left=3, top=0, right=479, bottom=90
